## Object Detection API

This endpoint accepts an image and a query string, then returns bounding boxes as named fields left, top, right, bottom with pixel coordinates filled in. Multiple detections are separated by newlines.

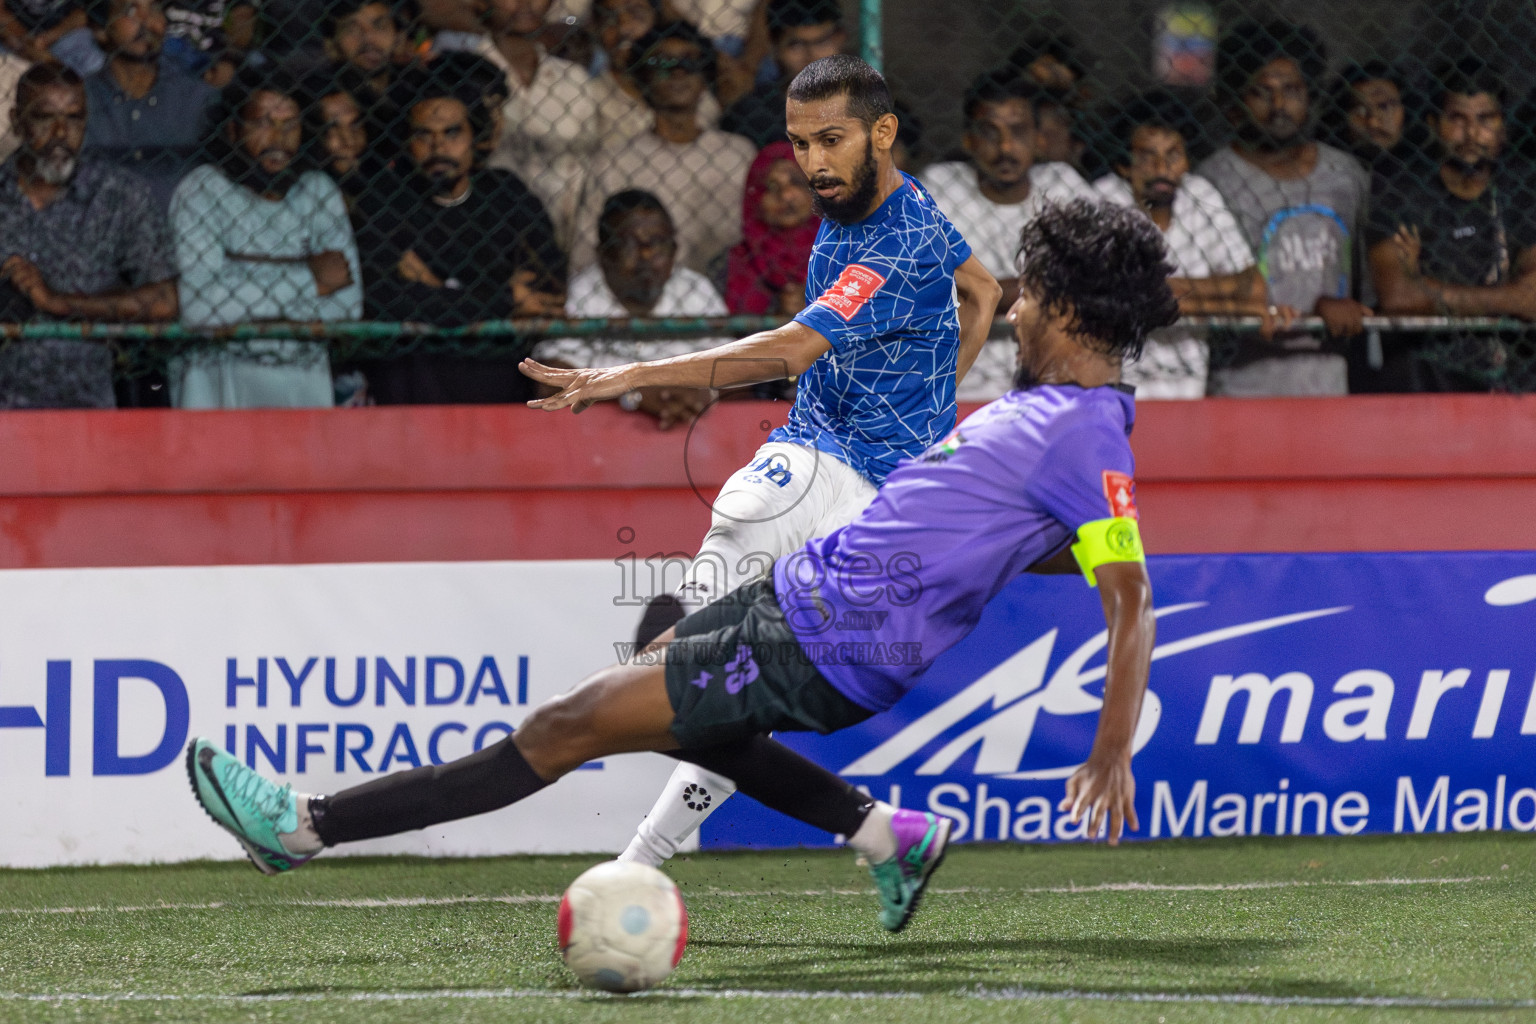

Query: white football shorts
left=677, top=441, right=877, bottom=608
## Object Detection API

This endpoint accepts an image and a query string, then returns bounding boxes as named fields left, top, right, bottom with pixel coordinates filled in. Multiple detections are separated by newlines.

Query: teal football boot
left=186, top=738, right=315, bottom=875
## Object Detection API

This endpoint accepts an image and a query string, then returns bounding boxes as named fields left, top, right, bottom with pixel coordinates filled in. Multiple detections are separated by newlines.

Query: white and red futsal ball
left=558, top=860, right=688, bottom=992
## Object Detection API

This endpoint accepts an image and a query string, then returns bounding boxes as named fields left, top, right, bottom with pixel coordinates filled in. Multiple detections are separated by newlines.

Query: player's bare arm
left=1029, top=542, right=1154, bottom=843
left=953, top=254, right=1003, bottom=383
left=1060, top=559, right=1155, bottom=845
left=520, top=322, right=832, bottom=413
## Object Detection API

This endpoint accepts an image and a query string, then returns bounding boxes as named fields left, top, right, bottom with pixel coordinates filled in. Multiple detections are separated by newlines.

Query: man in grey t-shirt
left=1197, top=19, right=1371, bottom=396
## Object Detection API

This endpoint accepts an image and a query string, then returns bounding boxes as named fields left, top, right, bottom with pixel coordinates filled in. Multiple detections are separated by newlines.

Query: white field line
left=0, top=894, right=563, bottom=915
left=1, top=987, right=1533, bottom=1010
left=966, top=988, right=1536, bottom=1010
left=0, top=874, right=1494, bottom=917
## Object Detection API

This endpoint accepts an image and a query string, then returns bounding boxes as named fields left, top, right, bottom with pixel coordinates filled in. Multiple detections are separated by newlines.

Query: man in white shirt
left=572, top=19, right=754, bottom=277
left=170, top=65, right=361, bottom=408
left=920, top=70, right=1096, bottom=399
left=584, top=0, right=721, bottom=148
left=471, top=0, right=597, bottom=245
left=536, top=188, right=728, bottom=427
left=1094, top=91, right=1285, bottom=398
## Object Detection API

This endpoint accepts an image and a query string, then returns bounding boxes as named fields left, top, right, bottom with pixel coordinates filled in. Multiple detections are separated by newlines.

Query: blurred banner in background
left=0, top=560, right=680, bottom=867
left=705, top=552, right=1536, bottom=848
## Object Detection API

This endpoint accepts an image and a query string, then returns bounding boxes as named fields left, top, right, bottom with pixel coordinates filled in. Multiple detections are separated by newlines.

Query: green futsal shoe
left=867, top=809, right=952, bottom=933
left=186, top=738, right=315, bottom=875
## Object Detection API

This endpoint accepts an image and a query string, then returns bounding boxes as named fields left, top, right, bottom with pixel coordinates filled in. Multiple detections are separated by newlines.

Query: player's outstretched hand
left=1059, top=751, right=1138, bottom=846
left=519, top=359, right=634, bottom=413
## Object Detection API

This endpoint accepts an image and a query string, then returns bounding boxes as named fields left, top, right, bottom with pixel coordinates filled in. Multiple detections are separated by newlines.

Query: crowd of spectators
left=0, top=0, right=1529, bottom=412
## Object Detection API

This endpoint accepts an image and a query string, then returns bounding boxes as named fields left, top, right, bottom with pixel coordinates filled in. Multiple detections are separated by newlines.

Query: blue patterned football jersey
left=770, top=173, right=972, bottom=485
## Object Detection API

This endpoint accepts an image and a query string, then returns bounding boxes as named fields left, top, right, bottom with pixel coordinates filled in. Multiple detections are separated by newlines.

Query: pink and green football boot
left=866, top=809, right=951, bottom=932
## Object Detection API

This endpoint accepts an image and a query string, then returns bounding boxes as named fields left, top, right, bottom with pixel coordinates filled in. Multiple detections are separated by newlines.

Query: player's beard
left=1012, top=362, right=1042, bottom=391
left=809, top=137, right=880, bottom=225
left=1011, top=313, right=1051, bottom=391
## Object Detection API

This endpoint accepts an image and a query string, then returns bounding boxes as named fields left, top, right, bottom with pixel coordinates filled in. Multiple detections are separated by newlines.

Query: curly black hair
left=206, top=64, right=314, bottom=185
left=962, top=68, right=1041, bottom=126
left=1103, top=88, right=1203, bottom=171
left=1014, top=200, right=1179, bottom=365
left=321, top=0, right=419, bottom=41
left=1215, top=19, right=1326, bottom=109
left=383, top=62, right=494, bottom=168
left=1431, top=56, right=1507, bottom=115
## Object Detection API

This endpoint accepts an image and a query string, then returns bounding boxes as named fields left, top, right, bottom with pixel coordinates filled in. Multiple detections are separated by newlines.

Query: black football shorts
left=662, top=578, right=873, bottom=748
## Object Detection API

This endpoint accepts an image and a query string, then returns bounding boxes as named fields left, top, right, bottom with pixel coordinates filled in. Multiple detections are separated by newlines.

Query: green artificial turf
left=1, top=832, right=1532, bottom=1023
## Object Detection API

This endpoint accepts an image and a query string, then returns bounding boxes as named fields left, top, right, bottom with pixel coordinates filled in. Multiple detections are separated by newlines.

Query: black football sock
left=310, top=736, right=549, bottom=846
left=671, top=734, right=874, bottom=838
left=635, top=594, right=688, bottom=648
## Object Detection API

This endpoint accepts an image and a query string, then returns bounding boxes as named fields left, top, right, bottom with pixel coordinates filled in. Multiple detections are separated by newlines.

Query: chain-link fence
left=883, top=0, right=1536, bottom=397
left=0, top=0, right=1532, bottom=408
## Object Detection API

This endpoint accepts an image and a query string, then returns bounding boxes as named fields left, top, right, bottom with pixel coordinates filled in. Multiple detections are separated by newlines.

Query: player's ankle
left=618, top=830, right=669, bottom=868
left=847, top=802, right=897, bottom=863
left=620, top=822, right=675, bottom=867
left=281, top=795, right=325, bottom=857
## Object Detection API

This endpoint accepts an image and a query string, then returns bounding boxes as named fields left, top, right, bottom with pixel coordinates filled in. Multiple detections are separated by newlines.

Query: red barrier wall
left=2, top=394, right=1534, bottom=568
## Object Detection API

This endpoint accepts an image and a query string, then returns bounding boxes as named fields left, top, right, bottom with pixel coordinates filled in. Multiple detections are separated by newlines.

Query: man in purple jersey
left=185, top=200, right=1179, bottom=936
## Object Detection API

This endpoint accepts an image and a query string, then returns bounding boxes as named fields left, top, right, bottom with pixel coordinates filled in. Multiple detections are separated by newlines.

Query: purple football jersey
left=771, top=384, right=1138, bottom=712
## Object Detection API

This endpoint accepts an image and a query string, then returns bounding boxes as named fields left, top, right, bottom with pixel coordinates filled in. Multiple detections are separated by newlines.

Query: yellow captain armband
left=1071, top=517, right=1145, bottom=587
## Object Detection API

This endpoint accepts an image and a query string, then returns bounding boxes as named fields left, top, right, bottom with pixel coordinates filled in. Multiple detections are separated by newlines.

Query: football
left=558, top=860, right=689, bottom=993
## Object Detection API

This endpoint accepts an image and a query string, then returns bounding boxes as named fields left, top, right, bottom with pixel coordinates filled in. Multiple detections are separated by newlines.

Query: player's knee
left=519, top=691, right=593, bottom=748
left=516, top=671, right=621, bottom=773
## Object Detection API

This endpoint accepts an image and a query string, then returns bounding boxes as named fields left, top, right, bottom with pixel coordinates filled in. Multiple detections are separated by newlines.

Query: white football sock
left=619, top=763, right=737, bottom=867
left=281, top=795, right=324, bottom=856
left=847, top=801, right=897, bottom=863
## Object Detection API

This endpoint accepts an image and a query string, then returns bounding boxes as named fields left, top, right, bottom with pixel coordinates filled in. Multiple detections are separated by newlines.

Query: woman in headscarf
left=724, top=140, right=819, bottom=315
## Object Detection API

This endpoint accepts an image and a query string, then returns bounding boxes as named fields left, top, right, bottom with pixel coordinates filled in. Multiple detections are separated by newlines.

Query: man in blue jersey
left=188, top=200, right=1179, bottom=935
left=520, top=54, right=1001, bottom=867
